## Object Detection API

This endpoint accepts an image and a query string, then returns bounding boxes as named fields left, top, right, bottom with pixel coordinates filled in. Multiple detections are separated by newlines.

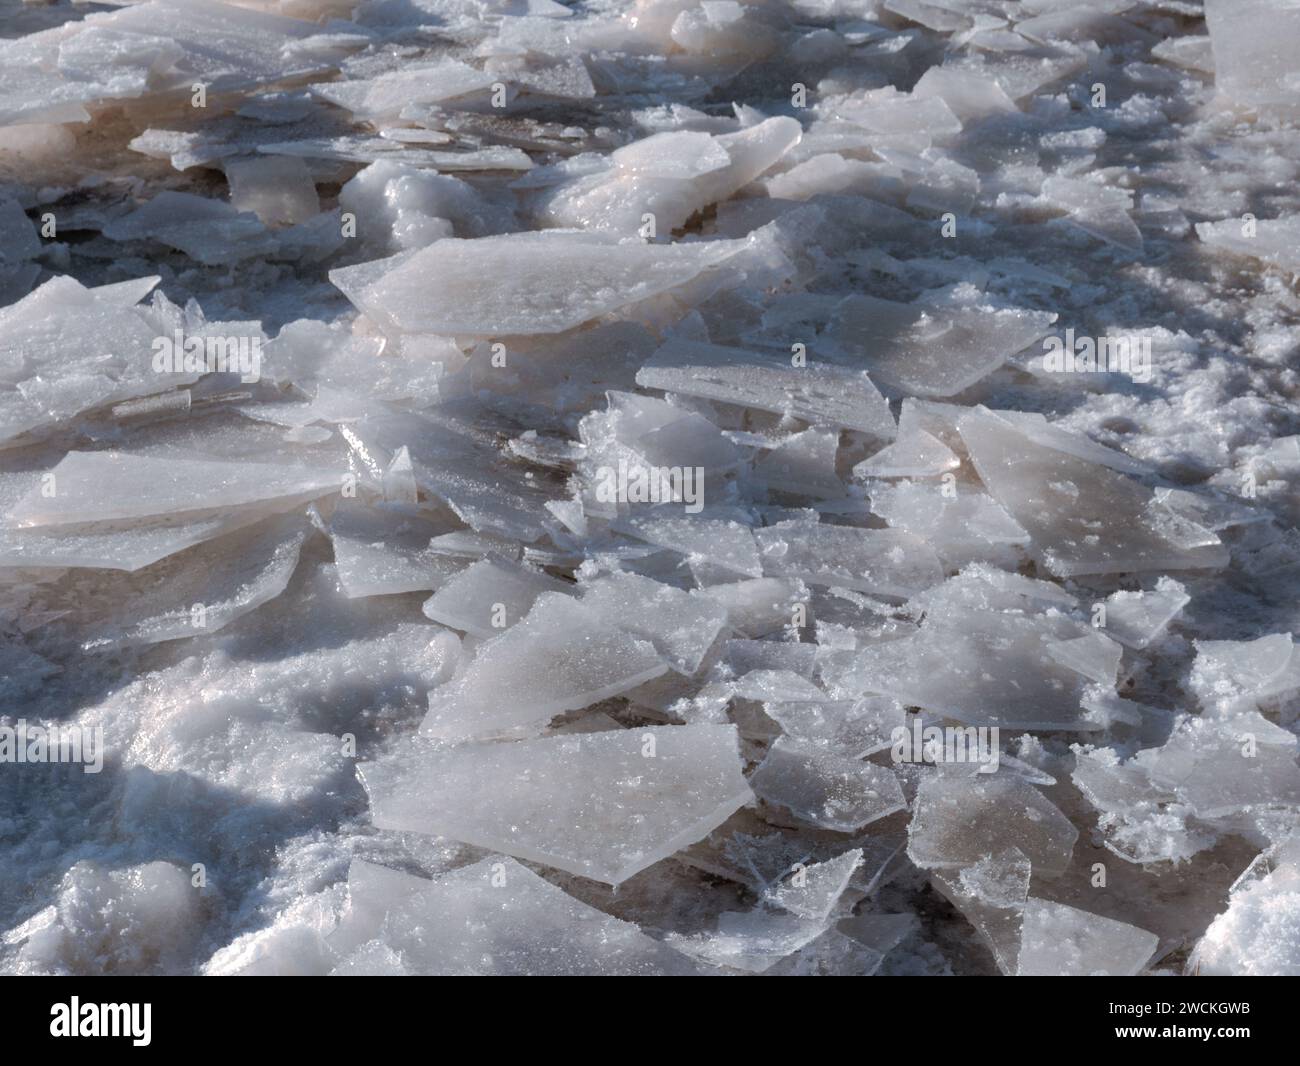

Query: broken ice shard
left=331, top=858, right=699, bottom=975
left=854, top=426, right=960, bottom=479
left=76, top=515, right=307, bottom=649
left=1205, top=0, right=1300, bottom=117
left=1017, top=899, right=1158, bottom=976
left=764, top=695, right=903, bottom=760
left=636, top=337, right=896, bottom=437
left=930, top=847, right=1031, bottom=976
left=420, top=592, right=668, bottom=741
left=330, top=232, right=747, bottom=336
left=753, top=521, right=943, bottom=599
left=958, top=408, right=1228, bottom=576
left=1135, top=711, right=1300, bottom=817
left=763, top=848, right=863, bottom=921
left=866, top=479, right=1029, bottom=570
left=579, top=570, right=728, bottom=675
left=1196, top=215, right=1300, bottom=276
left=0, top=275, right=178, bottom=447
left=667, top=909, right=828, bottom=974
left=615, top=511, right=762, bottom=577
left=908, top=775, right=1078, bottom=879
left=539, top=117, right=801, bottom=235
left=103, top=191, right=276, bottom=265
left=422, top=556, right=571, bottom=636
left=347, top=407, right=563, bottom=543
left=310, top=60, right=496, bottom=120
left=750, top=737, right=906, bottom=832
left=8, top=452, right=342, bottom=529
left=1189, top=635, right=1300, bottom=713
left=360, top=724, right=752, bottom=884
left=1102, top=577, right=1189, bottom=649
left=826, top=296, right=1056, bottom=398
left=822, top=570, right=1115, bottom=730
left=328, top=504, right=470, bottom=599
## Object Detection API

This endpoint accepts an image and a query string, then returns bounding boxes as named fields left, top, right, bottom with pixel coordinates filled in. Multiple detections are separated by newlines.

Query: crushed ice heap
left=2, top=0, right=1300, bottom=977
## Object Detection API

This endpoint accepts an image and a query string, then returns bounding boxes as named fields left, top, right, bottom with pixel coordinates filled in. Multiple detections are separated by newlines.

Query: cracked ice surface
left=2, top=0, right=1300, bottom=980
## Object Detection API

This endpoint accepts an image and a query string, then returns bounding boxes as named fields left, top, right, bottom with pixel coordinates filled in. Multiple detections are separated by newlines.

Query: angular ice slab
left=1205, top=0, right=1300, bottom=116
left=0, top=196, right=39, bottom=268
left=731, top=670, right=828, bottom=704
left=8, top=452, right=343, bottom=529
left=1189, top=635, right=1299, bottom=713
left=754, top=521, right=943, bottom=599
left=751, top=738, right=906, bottom=832
left=0, top=0, right=338, bottom=127
left=854, top=427, right=959, bottom=479
left=578, top=390, right=741, bottom=502
left=636, top=338, right=896, bottom=437
left=764, top=848, right=863, bottom=921
left=1102, top=577, right=1189, bottom=649
left=0, top=275, right=181, bottom=447
left=0, top=508, right=273, bottom=573
left=328, top=505, right=469, bottom=599
left=830, top=88, right=963, bottom=148
left=931, top=848, right=1030, bottom=976
left=311, top=60, right=495, bottom=120
left=867, top=479, right=1029, bottom=569
left=77, top=515, right=308, bottom=649
left=360, top=724, right=752, bottom=884
left=958, top=408, right=1228, bottom=576
left=908, top=776, right=1078, bottom=879
left=912, top=66, right=1018, bottom=124
left=667, top=909, right=828, bottom=974
left=754, top=427, right=847, bottom=500
left=539, top=117, right=801, bottom=235
left=615, top=512, right=762, bottom=577
left=1016, top=900, right=1158, bottom=976
left=331, top=858, right=699, bottom=975
left=765, top=695, right=903, bottom=760
left=827, top=296, right=1056, bottom=398
left=990, top=410, right=1153, bottom=477
left=89, top=0, right=333, bottom=93
left=348, top=408, right=563, bottom=543
left=579, top=571, right=727, bottom=675
left=224, top=156, right=318, bottom=228
left=612, top=131, right=731, bottom=179
left=0, top=467, right=286, bottom=572
left=1134, top=712, right=1300, bottom=818
left=822, top=572, right=1112, bottom=730
left=330, top=232, right=746, bottom=335
left=422, top=556, right=570, bottom=636
left=698, top=576, right=806, bottom=638
left=103, top=191, right=276, bottom=265
left=420, top=593, right=668, bottom=741
left=1039, top=176, right=1142, bottom=253
left=1196, top=216, right=1300, bottom=276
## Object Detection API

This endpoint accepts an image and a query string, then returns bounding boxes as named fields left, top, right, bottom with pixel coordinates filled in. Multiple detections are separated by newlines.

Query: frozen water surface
left=1, top=0, right=1299, bottom=980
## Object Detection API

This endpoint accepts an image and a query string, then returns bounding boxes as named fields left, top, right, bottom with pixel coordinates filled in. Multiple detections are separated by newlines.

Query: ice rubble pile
left=2, top=0, right=1300, bottom=977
